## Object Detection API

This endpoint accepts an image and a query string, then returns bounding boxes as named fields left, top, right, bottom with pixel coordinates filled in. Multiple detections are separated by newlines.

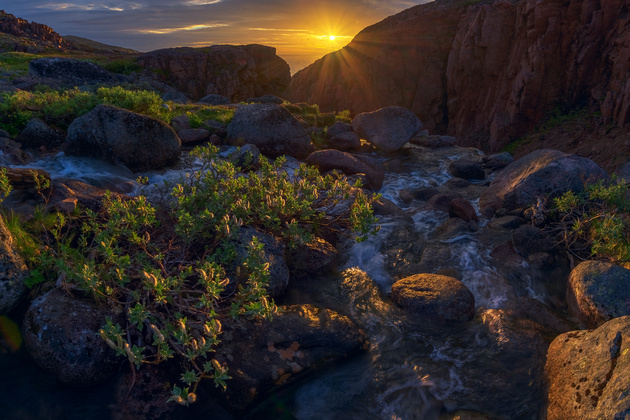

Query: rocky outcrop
left=29, top=58, right=119, bottom=86
left=137, top=45, right=290, bottom=102
left=546, top=316, right=630, bottom=420
left=64, top=105, right=181, bottom=172
left=567, top=261, right=630, bottom=329
left=479, top=149, right=607, bottom=213
left=290, top=0, right=630, bottom=152
left=0, top=10, right=67, bottom=52
left=227, top=104, right=314, bottom=159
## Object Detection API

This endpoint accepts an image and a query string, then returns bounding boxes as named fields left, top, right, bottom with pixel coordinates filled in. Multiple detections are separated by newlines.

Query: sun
left=329, top=35, right=336, bottom=41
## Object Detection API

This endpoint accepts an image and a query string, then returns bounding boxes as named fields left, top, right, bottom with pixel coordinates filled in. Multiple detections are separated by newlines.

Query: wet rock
left=449, top=159, right=485, bottom=180
left=28, top=57, right=117, bottom=86
left=177, top=128, right=210, bottom=144
left=285, top=237, right=338, bottom=279
left=17, top=118, right=64, bottom=149
left=546, top=316, right=630, bottom=420
left=306, top=149, right=384, bottom=190
left=392, top=274, right=475, bottom=322
left=227, top=104, right=314, bottom=159
left=22, top=289, right=120, bottom=386
left=511, top=224, right=554, bottom=258
left=0, top=214, right=28, bottom=315
left=198, top=93, right=231, bottom=105
left=326, top=121, right=353, bottom=139
left=488, top=216, right=525, bottom=230
left=480, top=149, right=607, bottom=212
left=428, top=192, right=461, bottom=213
left=329, top=131, right=361, bottom=151
left=433, top=218, right=477, bottom=239
left=214, top=304, right=366, bottom=411
left=352, top=106, right=422, bottom=153
left=481, top=152, right=513, bottom=170
left=64, top=105, right=181, bottom=172
left=567, top=261, right=630, bottom=329
left=398, top=189, right=414, bottom=204
left=372, top=197, right=412, bottom=222
left=415, top=187, right=440, bottom=201
left=446, top=177, right=472, bottom=189
left=449, top=197, right=479, bottom=223
left=383, top=222, right=425, bottom=280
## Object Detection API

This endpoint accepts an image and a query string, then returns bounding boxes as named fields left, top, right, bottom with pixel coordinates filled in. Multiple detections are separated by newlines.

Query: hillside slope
left=290, top=0, right=630, bottom=156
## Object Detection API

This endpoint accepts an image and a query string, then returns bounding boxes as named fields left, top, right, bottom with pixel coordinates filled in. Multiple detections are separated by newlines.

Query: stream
left=0, top=143, right=571, bottom=419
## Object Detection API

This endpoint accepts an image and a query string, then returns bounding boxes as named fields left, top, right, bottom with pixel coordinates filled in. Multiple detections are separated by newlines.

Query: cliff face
left=0, top=10, right=67, bottom=52
left=289, top=0, right=630, bottom=152
left=137, top=45, right=291, bottom=102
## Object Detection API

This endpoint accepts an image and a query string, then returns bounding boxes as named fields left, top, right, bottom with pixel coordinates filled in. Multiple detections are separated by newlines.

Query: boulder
left=198, top=94, right=231, bottom=105
left=214, top=304, right=366, bottom=411
left=49, top=178, right=130, bottom=213
left=567, top=261, right=630, bottom=329
left=480, top=149, right=607, bottom=212
left=329, top=131, right=361, bottom=151
left=0, top=214, right=28, bottom=315
left=305, top=149, right=384, bottom=190
left=351, top=106, right=422, bottom=153
left=64, top=105, right=181, bottom=172
left=326, top=121, right=353, bottom=139
left=482, top=152, right=514, bottom=170
left=410, top=135, right=458, bottom=148
left=227, top=104, right=314, bottom=159
left=391, top=273, right=475, bottom=322
left=546, top=316, right=630, bottom=420
left=138, top=45, right=290, bottom=102
left=511, top=225, right=555, bottom=258
left=449, top=159, right=485, bottom=180
left=22, top=289, right=120, bottom=386
left=177, top=128, right=210, bottom=144
left=247, top=94, right=284, bottom=104
left=161, top=90, right=190, bottom=104
left=285, top=237, right=338, bottom=279
left=28, top=57, right=117, bottom=85
left=449, top=197, right=479, bottom=223
left=17, top=118, right=64, bottom=149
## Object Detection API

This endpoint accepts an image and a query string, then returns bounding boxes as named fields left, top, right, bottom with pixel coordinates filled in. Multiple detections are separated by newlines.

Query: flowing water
left=1, top=144, right=565, bottom=419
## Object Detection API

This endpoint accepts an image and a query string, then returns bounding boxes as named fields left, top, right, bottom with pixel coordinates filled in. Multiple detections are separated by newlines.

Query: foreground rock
left=227, top=104, right=314, bottom=159
left=0, top=214, right=28, bottom=315
left=546, top=316, right=630, bottom=420
left=214, top=304, right=366, bottom=411
left=480, top=149, right=607, bottom=213
left=567, top=261, right=630, bottom=329
left=23, top=289, right=120, bottom=386
left=138, top=45, right=290, bottom=102
left=391, top=273, right=475, bottom=322
left=64, top=105, right=181, bottom=172
left=351, top=106, right=422, bottom=152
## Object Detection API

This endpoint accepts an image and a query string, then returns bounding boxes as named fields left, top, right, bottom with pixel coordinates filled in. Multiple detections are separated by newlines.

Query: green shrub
left=552, top=176, right=630, bottom=262
left=8, top=145, right=378, bottom=404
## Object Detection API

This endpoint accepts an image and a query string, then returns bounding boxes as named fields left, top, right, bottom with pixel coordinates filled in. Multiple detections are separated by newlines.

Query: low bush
left=3, top=145, right=377, bottom=404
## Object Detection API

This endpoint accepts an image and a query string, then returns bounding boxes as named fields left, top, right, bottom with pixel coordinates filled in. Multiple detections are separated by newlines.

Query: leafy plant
left=9, top=144, right=378, bottom=404
left=552, top=176, right=630, bottom=263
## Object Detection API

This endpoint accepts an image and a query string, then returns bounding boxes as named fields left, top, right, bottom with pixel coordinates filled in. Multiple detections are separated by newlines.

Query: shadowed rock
left=305, top=149, right=384, bottom=190
left=0, top=214, right=28, bottom=315
left=29, top=57, right=117, bottom=85
left=352, top=106, right=422, bottom=153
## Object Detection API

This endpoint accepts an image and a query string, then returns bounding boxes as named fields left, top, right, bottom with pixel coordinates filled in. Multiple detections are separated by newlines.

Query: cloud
left=134, top=23, right=229, bottom=35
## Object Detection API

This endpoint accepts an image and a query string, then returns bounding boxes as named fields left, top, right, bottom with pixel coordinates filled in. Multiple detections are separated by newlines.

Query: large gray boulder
left=352, top=106, right=422, bottom=153
left=391, top=273, right=475, bottom=322
left=480, top=149, right=607, bottom=212
left=567, top=261, right=630, bottom=328
left=22, top=289, right=120, bottom=386
left=64, top=105, right=181, bottom=172
left=227, top=104, right=314, bottom=159
left=305, top=149, right=384, bottom=190
left=546, top=316, right=630, bottom=420
left=0, top=214, right=28, bottom=315
left=29, top=57, right=118, bottom=85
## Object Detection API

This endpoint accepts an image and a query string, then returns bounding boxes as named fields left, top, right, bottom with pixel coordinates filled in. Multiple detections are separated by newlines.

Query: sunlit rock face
left=138, top=44, right=291, bottom=102
left=545, top=316, right=630, bottom=420
left=290, top=0, right=630, bottom=152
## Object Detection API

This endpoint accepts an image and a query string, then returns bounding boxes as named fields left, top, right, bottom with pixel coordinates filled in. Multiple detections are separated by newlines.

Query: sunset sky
left=9, top=0, right=431, bottom=73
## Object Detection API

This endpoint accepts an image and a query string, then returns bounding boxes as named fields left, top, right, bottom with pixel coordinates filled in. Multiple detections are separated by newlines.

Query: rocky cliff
left=289, top=0, right=630, bottom=153
left=137, top=45, right=291, bottom=102
left=0, top=10, right=67, bottom=52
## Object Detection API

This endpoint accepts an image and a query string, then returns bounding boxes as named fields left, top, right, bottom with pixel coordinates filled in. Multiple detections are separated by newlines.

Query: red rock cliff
left=0, top=10, right=67, bottom=51
left=289, top=0, right=630, bottom=152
